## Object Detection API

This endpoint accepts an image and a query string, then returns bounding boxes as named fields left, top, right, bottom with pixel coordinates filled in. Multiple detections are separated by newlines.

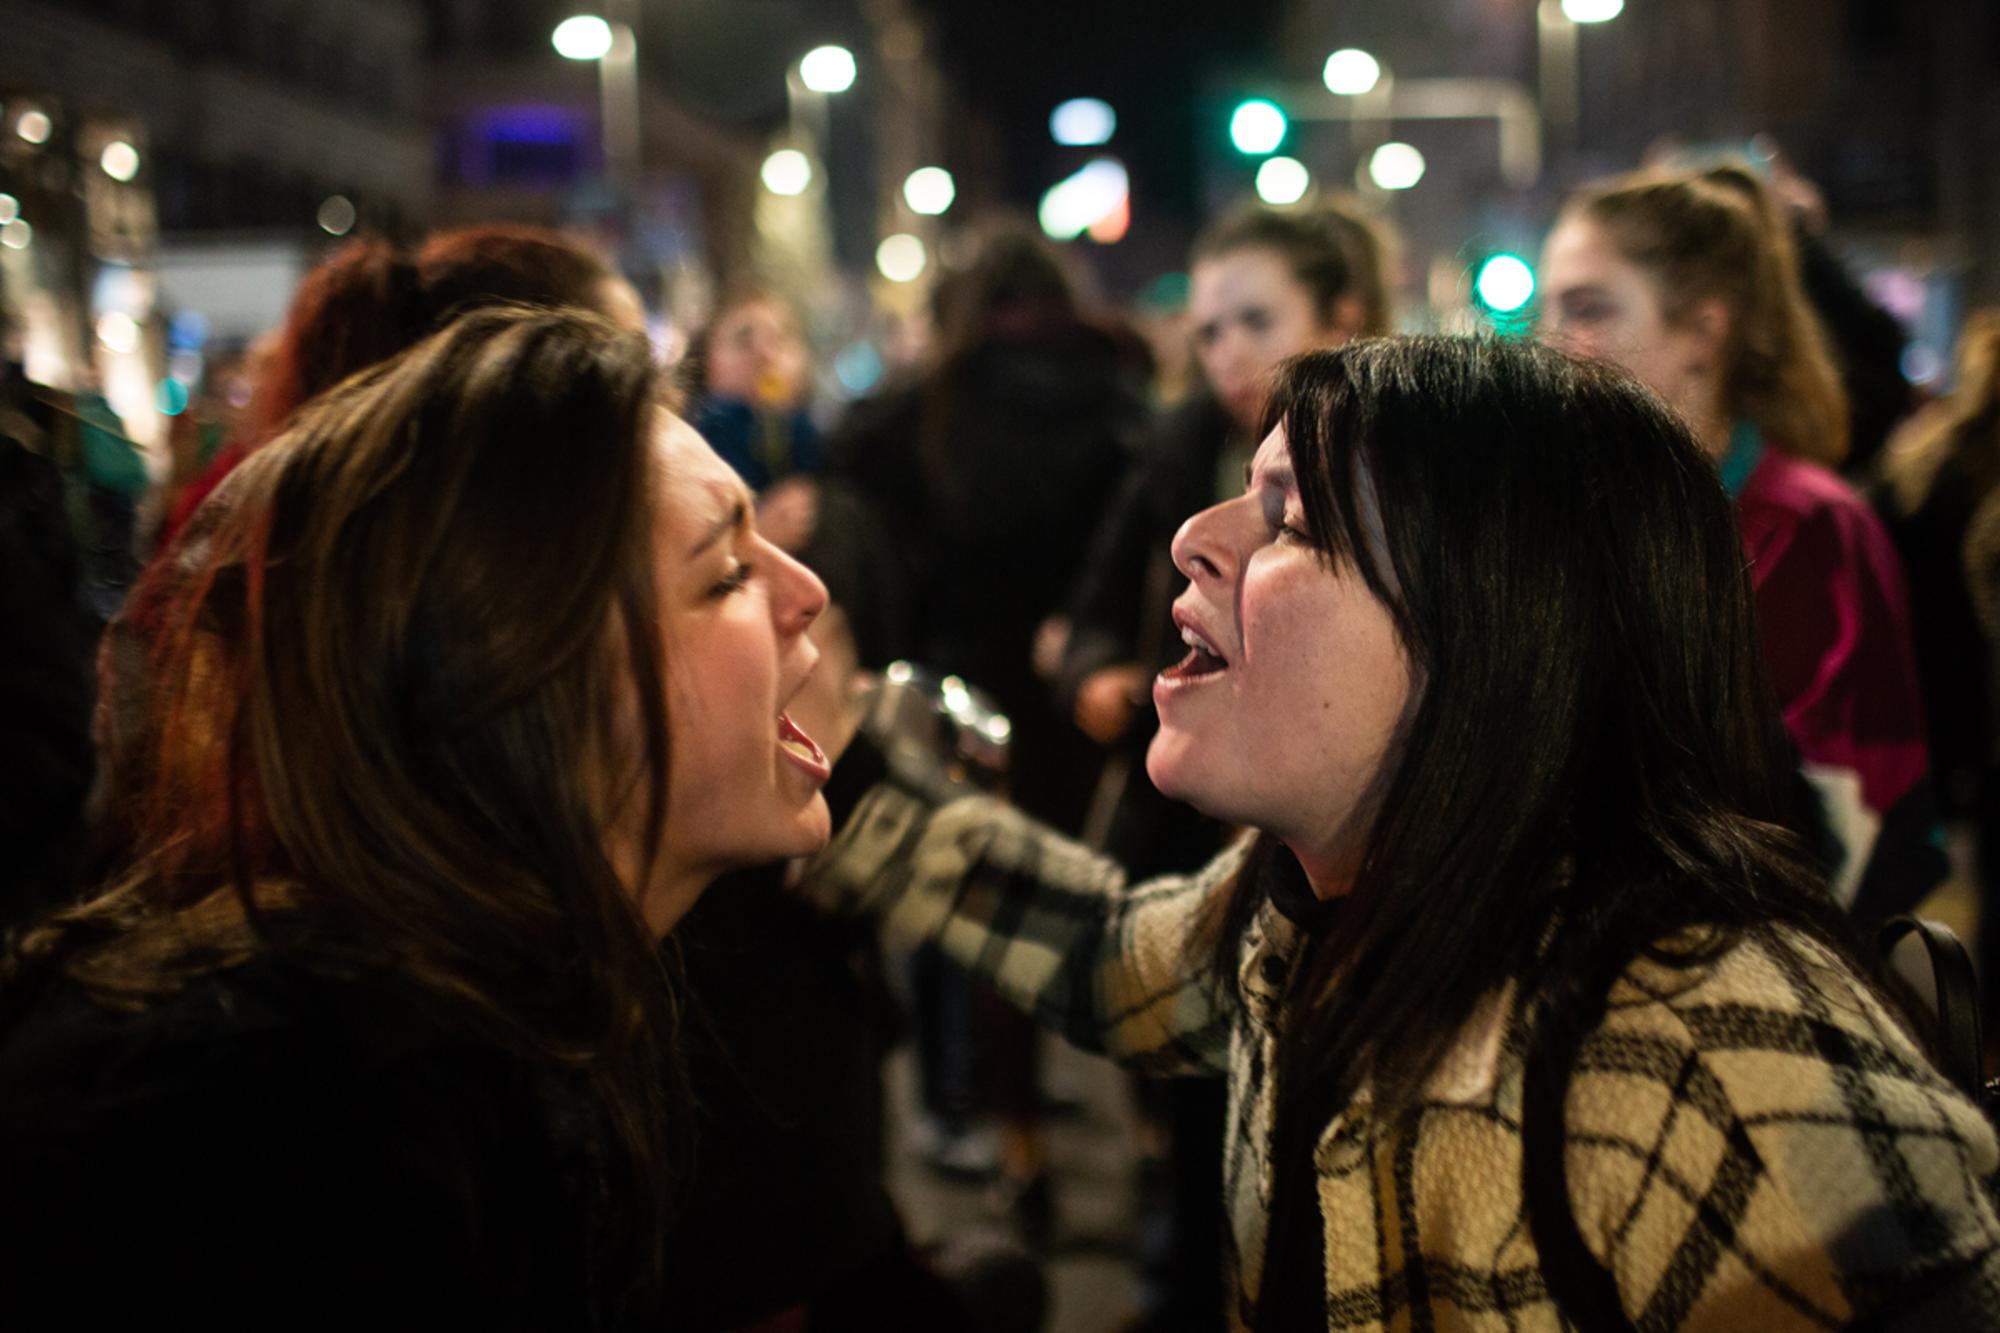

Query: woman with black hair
left=805, top=336, right=2000, bottom=1330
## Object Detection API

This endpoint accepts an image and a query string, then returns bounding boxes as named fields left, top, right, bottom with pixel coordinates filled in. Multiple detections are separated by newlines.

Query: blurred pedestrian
left=683, top=291, right=823, bottom=552
left=1877, top=309, right=2000, bottom=1022
left=157, top=225, right=645, bottom=550
left=1542, top=166, right=1942, bottom=925
left=824, top=222, right=1151, bottom=1233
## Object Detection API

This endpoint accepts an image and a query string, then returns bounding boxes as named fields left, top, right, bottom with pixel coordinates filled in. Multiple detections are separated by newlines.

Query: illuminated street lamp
left=1050, top=98, right=1116, bottom=146
left=798, top=45, right=858, bottom=95
left=761, top=148, right=813, bottom=196
left=551, top=15, right=613, bottom=60
left=903, top=166, right=956, bottom=216
left=1322, top=49, right=1382, bottom=97
left=1367, top=142, right=1426, bottom=190
left=553, top=9, right=640, bottom=192
left=876, top=233, right=927, bottom=283
left=1255, top=156, right=1311, bottom=206
left=100, top=140, right=140, bottom=182
left=1538, top=0, right=1622, bottom=140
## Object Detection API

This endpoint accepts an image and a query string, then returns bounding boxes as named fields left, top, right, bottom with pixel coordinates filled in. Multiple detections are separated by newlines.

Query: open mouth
left=776, top=711, right=830, bottom=781
left=1160, top=623, right=1229, bottom=682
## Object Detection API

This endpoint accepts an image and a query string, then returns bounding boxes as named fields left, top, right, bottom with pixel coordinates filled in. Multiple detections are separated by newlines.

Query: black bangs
left=1262, top=345, right=1414, bottom=652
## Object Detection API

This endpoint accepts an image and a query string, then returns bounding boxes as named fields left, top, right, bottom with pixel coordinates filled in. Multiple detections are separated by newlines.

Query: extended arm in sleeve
left=799, top=782, right=1245, bottom=1076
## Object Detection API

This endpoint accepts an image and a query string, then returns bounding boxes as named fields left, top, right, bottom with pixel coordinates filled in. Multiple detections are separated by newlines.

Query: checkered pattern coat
left=801, top=783, right=2000, bottom=1330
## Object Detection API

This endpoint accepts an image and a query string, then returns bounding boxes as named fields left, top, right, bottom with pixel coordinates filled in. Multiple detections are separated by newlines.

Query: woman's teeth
left=777, top=712, right=825, bottom=766
left=1162, top=626, right=1228, bottom=680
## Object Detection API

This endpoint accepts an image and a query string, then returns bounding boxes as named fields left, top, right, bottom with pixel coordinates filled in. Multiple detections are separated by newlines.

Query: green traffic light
left=1474, top=254, right=1536, bottom=314
left=1229, top=99, right=1287, bottom=155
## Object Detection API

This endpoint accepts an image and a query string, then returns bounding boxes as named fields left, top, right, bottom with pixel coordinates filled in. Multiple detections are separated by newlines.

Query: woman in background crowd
left=825, top=223, right=1151, bottom=1234
left=0, top=306, right=834, bottom=1329
left=1878, top=309, right=2000, bottom=1028
left=1541, top=166, right=1941, bottom=925
left=158, top=224, right=644, bottom=549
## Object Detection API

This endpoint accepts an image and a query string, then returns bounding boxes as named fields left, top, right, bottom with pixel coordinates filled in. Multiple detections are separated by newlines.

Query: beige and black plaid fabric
left=803, top=784, right=2000, bottom=1330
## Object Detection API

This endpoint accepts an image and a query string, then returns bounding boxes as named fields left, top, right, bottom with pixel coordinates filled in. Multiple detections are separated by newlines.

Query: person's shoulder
left=1571, top=926, right=2000, bottom=1324
left=1744, top=447, right=1881, bottom=528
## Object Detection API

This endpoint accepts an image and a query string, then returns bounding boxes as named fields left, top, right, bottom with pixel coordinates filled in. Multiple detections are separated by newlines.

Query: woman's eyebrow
left=689, top=497, right=748, bottom=558
left=1244, top=460, right=1297, bottom=492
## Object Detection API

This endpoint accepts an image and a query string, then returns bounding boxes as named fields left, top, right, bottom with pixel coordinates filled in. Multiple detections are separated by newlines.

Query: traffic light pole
left=1281, top=78, right=1543, bottom=190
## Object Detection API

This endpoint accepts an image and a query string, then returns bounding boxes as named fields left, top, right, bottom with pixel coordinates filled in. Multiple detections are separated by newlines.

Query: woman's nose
left=771, top=546, right=828, bottom=634
left=1170, top=498, right=1240, bottom=585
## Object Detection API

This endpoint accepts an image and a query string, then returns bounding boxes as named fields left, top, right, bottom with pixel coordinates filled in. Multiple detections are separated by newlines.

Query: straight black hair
left=1221, top=337, right=1894, bottom=1330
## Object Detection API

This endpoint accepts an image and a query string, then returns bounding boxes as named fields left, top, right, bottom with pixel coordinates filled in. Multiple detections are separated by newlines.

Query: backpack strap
left=1875, top=915, right=1987, bottom=1101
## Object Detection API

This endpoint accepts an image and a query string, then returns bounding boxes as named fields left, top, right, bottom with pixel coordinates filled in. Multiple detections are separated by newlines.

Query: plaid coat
left=802, top=783, right=2000, bottom=1330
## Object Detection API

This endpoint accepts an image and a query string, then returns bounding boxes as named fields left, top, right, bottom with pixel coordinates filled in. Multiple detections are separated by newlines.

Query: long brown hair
left=1566, top=168, right=1849, bottom=465
left=246, top=225, right=621, bottom=445
left=16, top=305, right=681, bottom=1315
left=1884, top=308, right=2000, bottom=516
left=1192, top=200, right=1398, bottom=337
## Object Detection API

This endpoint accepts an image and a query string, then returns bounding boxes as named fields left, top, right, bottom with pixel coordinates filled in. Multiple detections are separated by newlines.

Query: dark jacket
left=0, top=955, right=597, bottom=1329
left=827, top=318, right=1148, bottom=829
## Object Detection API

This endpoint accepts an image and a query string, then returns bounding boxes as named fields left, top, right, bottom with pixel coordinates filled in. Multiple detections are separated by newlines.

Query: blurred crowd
left=4, top=139, right=2000, bottom=1333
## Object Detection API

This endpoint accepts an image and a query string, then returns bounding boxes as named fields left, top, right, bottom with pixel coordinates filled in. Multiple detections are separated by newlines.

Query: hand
left=1031, top=616, right=1071, bottom=683
left=757, top=477, right=818, bottom=554
left=1074, top=663, right=1147, bottom=745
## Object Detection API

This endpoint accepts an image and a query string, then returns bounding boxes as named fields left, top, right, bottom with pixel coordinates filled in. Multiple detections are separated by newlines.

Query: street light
left=1538, top=0, right=1620, bottom=142
left=798, top=45, right=857, bottom=95
left=551, top=15, right=613, bottom=60
left=100, top=140, right=140, bottom=182
left=1322, top=49, right=1382, bottom=97
left=876, top=233, right=927, bottom=283
left=1368, top=142, right=1426, bottom=190
left=761, top=149, right=813, bottom=196
left=903, top=166, right=956, bottom=215
left=1050, top=98, right=1116, bottom=146
left=553, top=10, right=640, bottom=194
left=1255, top=156, right=1311, bottom=206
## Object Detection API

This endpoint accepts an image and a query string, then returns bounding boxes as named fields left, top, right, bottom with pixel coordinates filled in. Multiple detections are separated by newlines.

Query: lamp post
left=553, top=4, right=641, bottom=199
left=1536, top=0, right=1621, bottom=157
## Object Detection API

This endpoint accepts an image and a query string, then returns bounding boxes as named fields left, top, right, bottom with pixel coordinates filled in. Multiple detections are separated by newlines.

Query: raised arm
left=799, top=781, right=1246, bottom=1076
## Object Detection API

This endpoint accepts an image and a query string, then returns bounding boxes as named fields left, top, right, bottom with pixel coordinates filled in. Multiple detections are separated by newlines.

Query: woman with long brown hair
left=1540, top=167, right=1939, bottom=925
left=0, top=305, right=834, bottom=1329
left=157, top=224, right=645, bottom=548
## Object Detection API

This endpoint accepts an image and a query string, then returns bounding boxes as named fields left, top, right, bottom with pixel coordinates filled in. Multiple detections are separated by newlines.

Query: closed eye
left=709, top=560, right=755, bottom=598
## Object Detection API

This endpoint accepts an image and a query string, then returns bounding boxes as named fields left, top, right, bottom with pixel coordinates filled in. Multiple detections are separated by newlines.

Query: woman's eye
left=710, top=561, right=755, bottom=597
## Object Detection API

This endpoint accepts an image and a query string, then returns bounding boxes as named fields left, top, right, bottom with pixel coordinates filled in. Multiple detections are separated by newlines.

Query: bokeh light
left=1050, top=98, right=1116, bottom=146
left=1368, top=141, right=1426, bottom=190
left=1229, top=100, right=1287, bottom=155
left=798, top=45, right=857, bottom=94
left=875, top=233, right=928, bottom=283
left=1255, top=156, right=1311, bottom=206
left=903, top=166, right=956, bottom=216
left=761, top=149, right=813, bottom=196
left=1322, top=49, right=1382, bottom=97
left=551, top=16, right=614, bottom=60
